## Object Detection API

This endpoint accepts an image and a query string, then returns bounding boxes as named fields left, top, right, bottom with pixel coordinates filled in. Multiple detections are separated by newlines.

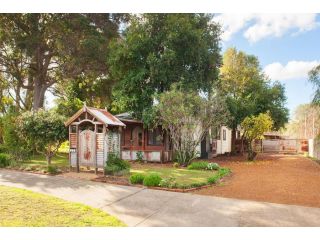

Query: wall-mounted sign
left=69, top=148, right=77, bottom=153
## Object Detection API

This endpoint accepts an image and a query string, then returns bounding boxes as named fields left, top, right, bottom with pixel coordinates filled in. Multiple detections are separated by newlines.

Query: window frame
left=147, top=128, right=163, bottom=146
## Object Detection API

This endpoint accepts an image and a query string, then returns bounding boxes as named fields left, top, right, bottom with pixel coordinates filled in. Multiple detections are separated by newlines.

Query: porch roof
left=65, top=106, right=125, bottom=127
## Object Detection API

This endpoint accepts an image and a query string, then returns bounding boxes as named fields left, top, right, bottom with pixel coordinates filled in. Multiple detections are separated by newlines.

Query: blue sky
left=214, top=14, right=320, bottom=119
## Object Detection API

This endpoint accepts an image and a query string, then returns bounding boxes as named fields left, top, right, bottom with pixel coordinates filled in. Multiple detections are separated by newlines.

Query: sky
left=213, top=13, right=320, bottom=119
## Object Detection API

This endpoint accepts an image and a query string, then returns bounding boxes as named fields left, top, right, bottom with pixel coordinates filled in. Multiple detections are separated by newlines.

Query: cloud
left=263, top=60, right=320, bottom=81
left=213, top=14, right=318, bottom=42
left=213, top=14, right=255, bottom=41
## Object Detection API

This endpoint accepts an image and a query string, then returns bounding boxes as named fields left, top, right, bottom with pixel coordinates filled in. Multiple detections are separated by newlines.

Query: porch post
left=76, top=124, right=80, bottom=173
left=68, top=125, right=71, bottom=171
left=94, top=123, right=97, bottom=174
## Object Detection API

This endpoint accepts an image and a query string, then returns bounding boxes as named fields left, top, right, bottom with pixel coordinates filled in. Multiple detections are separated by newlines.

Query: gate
left=261, top=139, right=308, bottom=153
left=79, top=130, right=96, bottom=166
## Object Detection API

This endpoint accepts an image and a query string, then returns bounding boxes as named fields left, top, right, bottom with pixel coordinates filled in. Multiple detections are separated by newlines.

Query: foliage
left=187, top=161, right=209, bottom=170
left=284, top=104, right=320, bottom=139
left=0, top=14, right=128, bottom=111
left=105, top=153, right=130, bottom=176
left=108, top=14, right=222, bottom=118
left=206, top=162, right=220, bottom=170
left=241, top=112, right=273, bottom=160
left=47, top=165, right=59, bottom=175
left=219, top=48, right=288, bottom=152
left=156, top=86, right=229, bottom=166
left=308, top=64, right=320, bottom=104
left=207, top=167, right=231, bottom=184
left=54, top=96, right=83, bottom=118
left=143, top=173, right=162, bottom=187
left=129, top=173, right=145, bottom=184
left=187, top=161, right=220, bottom=170
left=0, top=153, right=10, bottom=168
left=0, top=185, right=126, bottom=226
left=136, top=151, right=144, bottom=163
left=131, top=166, right=222, bottom=189
left=159, top=177, right=178, bottom=188
left=1, top=112, right=31, bottom=160
left=16, top=109, right=67, bottom=165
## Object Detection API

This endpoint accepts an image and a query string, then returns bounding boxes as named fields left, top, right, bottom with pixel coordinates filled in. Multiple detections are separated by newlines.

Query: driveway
left=0, top=169, right=319, bottom=226
left=197, top=153, right=320, bottom=208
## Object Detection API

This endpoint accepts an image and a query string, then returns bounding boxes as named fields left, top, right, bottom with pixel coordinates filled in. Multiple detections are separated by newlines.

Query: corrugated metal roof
left=87, top=107, right=125, bottom=126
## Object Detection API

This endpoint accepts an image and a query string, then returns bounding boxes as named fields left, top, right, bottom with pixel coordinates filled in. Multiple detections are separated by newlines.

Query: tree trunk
left=46, top=154, right=52, bottom=166
left=33, top=82, right=46, bottom=110
left=247, top=140, right=257, bottom=161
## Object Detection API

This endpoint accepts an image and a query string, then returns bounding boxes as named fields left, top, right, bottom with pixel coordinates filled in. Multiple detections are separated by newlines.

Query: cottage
left=200, top=126, right=232, bottom=159
left=116, top=112, right=172, bottom=162
left=65, top=105, right=125, bottom=172
left=65, top=106, right=232, bottom=172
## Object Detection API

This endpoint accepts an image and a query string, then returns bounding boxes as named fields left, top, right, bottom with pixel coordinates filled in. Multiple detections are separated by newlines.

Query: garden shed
left=65, top=105, right=125, bottom=172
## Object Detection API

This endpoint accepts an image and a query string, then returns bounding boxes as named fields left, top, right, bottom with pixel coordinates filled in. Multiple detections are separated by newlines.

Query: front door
left=200, top=138, right=208, bottom=159
left=79, top=130, right=95, bottom=166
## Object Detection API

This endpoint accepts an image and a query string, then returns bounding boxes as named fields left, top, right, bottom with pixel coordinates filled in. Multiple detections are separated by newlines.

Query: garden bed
left=93, top=161, right=231, bottom=192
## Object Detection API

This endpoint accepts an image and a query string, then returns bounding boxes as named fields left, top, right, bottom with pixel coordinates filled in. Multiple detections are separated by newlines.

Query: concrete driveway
left=0, top=169, right=319, bottom=226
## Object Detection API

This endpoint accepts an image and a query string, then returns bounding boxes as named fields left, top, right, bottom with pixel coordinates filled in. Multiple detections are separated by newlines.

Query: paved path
left=0, top=169, right=319, bottom=227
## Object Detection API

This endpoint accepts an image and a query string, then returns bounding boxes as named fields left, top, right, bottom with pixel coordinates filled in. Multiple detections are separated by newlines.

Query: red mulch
left=195, top=153, right=320, bottom=208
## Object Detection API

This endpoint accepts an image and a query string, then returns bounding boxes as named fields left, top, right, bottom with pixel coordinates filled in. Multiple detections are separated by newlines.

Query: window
left=138, top=132, right=143, bottom=146
left=97, top=125, right=103, bottom=133
left=223, top=129, right=226, bottom=141
left=147, top=128, right=162, bottom=146
left=70, top=125, right=77, bottom=133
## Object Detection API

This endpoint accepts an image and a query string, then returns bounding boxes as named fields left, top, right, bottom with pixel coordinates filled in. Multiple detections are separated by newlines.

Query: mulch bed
left=195, top=153, right=320, bottom=208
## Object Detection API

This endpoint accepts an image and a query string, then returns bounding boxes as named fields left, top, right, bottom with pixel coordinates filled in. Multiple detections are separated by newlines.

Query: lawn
left=0, top=185, right=125, bottom=227
left=18, top=153, right=69, bottom=170
left=131, top=165, right=217, bottom=185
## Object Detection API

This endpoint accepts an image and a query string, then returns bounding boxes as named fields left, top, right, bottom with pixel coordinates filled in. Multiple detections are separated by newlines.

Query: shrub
left=206, top=162, right=220, bottom=170
left=218, top=167, right=231, bottom=176
left=136, top=151, right=144, bottom=163
left=207, top=167, right=231, bottom=184
left=47, top=165, right=58, bottom=174
left=16, top=110, right=68, bottom=164
left=143, top=174, right=162, bottom=187
left=159, top=177, right=178, bottom=188
left=104, top=153, right=130, bottom=176
left=207, top=175, right=220, bottom=184
left=0, top=145, right=8, bottom=153
left=2, top=113, right=31, bottom=161
left=130, top=173, right=145, bottom=184
left=0, top=153, right=10, bottom=168
left=187, top=161, right=208, bottom=170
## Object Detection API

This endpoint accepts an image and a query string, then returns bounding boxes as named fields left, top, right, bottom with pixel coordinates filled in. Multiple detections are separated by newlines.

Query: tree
left=155, top=86, right=229, bottom=166
left=309, top=64, right=320, bottom=104
left=0, top=13, right=127, bottom=111
left=219, top=48, right=288, bottom=153
left=108, top=14, right=221, bottom=118
left=284, top=104, right=320, bottom=139
left=16, top=110, right=68, bottom=165
left=241, top=112, right=273, bottom=161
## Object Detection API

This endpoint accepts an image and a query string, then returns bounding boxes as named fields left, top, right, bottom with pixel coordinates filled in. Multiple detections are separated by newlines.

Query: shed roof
left=65, top=106, right=125, bottom=127
left=115, top=112, right=142, bottom=123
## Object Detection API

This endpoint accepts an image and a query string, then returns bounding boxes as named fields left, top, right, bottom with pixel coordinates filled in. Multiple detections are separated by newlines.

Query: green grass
left=18, top=153, right=69, bottom=170
left=131, top=167, right=216, bottom=185
left=0, top=185, right=125, bottom=227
